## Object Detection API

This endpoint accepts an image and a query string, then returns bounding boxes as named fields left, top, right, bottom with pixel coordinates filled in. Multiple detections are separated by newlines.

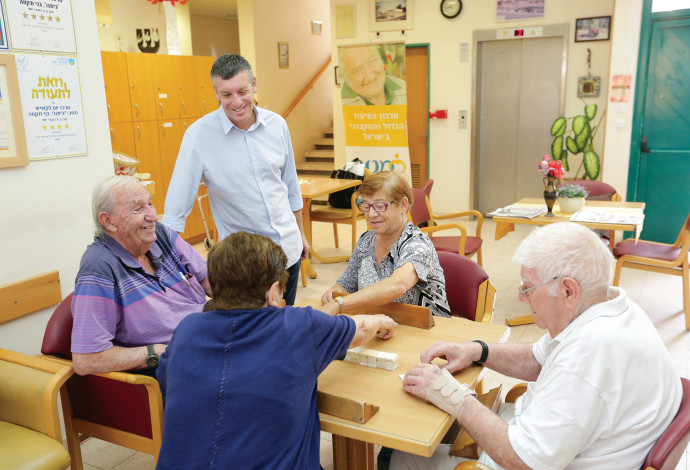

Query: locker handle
left=107, top=104, right=111, bottom=118
left=134, top=103, right=139, bottom=117
left=137, top=126, right=141, bottom=139
left=161, top=124, right=165, bottom=137
left=159, top=102, right=163, bottom=115
left=110, top=127, right=114, bottom=137
left=182, top=101, right=186, bottom=114
left=202, top=100, right=206, bottom=113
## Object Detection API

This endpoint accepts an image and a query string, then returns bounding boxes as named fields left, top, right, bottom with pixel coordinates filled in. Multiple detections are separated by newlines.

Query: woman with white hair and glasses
left=320, top=171, right=450, bottom=318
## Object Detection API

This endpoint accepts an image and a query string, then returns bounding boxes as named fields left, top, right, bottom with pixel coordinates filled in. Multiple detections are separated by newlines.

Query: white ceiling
left=188, top=0, right=238, bottom=19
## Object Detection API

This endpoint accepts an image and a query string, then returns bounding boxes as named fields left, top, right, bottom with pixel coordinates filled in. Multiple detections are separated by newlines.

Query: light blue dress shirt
left=162, top=106, right=304, bottom=267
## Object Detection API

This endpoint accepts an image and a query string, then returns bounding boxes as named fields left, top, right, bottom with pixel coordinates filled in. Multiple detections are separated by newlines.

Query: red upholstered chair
left=40, top=294, right=164, bottom=470
left=422, top=179, right=434, bottom=200
left=409, top=188, right=484, bottom=266
left=613, top=213, right=690, bottom=329
left=562, top=179, right=621, bottom=202
left=437, top=252, right=495, bottom=323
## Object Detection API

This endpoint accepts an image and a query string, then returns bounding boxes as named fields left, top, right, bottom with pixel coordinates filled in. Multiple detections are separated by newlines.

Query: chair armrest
left=454, top=462, right=495, bottom=470
left=432, top=210, right=484, bottom=238
left=505, top=383, right=528, bottom=403
left=421, top=223, right=468, bottom=255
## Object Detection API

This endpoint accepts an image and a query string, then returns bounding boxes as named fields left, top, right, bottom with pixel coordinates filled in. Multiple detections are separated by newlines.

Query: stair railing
left=282, top=56, right=332, bottom=119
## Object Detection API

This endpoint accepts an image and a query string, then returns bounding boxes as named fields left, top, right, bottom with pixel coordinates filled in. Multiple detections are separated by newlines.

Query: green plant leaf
left=583, top=150, right=600, bottom=180
left=585, top=104, right=598, bottom=121
left=561, top=153, right=570, bottom=171
left=572, top=115, right=588, bottom=135
left=550, top=117, right=567, bottom=136
left=575, top=123, right=592, bottom=152
left=566, top=136, right=578, bottom=154
left=551, top=136, right=564, bottom=160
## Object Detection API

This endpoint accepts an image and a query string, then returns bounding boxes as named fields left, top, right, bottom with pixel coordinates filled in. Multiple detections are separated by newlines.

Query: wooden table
left=493, top=198, right=645, bottom=326
left=299, top=177, right=362, bottom=284
left=318, top=316, right=510, bottom=469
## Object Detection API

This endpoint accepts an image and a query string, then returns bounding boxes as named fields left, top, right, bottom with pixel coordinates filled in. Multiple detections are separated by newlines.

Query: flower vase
left=543, top=176, right=559, bottom=217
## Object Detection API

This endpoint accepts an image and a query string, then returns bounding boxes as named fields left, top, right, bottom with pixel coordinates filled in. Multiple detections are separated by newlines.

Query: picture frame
left=577, top=76, right=601, bottom=98
left=496, top=0, right=544, bottom=22
left=0, top=54, right=28, bottom=168
left=575, top=16, right=611, bottom=42
left=368, top=0, right=414, bottom=32
left=311, top=20, right=322, bottom=35
left=278, top=42, right=289, bottom=69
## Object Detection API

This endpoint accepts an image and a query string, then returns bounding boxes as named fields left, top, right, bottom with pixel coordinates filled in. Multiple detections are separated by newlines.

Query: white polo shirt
left=507, top=287, right=682, bottom=469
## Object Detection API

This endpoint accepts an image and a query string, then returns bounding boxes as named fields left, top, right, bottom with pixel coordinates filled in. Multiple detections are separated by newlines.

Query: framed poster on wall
left=0, top=54, right=28, bottom=168
left=368, top=0, right=414, bottom=32
left=4, top=0, right=76, bottom=53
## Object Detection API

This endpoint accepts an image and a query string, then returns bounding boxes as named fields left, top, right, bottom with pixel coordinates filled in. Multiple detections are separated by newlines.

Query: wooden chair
left=409, top=188, right=485, bottom=266
left=437, top=252, right=495, bottom=323
left=310, top=168, right=372, bottom=254
left=0, top=348, right=73, bottom=470
left=455, top=378, right=690, bottom=470
left=613, top=213, right=690, bottom=329
left=40, top=294, right=165, bottom=470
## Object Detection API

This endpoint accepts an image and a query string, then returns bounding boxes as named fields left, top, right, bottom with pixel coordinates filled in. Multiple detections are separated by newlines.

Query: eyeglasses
left=517, top=277, right=560, bottom=297
left=356, top=199, right=396, bottom=213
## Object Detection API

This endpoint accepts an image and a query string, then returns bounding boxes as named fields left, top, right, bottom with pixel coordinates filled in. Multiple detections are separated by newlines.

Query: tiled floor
left=72, top=218, right=689, bottom=469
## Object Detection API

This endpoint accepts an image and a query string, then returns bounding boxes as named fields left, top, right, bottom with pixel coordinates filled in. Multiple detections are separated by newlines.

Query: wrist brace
left=425, top=368, right=476, bottom=417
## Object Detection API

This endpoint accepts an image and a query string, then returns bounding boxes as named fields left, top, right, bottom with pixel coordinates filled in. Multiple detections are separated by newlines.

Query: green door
left=629, top=6, right=690, bottom=243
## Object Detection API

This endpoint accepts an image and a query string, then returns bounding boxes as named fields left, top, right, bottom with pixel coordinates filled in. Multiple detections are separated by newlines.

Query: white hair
left=512, top=222, right=614, bottom=314
left=92, top=175, right=145, bottom=237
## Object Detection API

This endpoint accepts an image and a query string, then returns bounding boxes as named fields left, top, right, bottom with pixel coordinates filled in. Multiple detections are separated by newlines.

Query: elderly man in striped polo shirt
left=70, top=175, right=211, bottom=376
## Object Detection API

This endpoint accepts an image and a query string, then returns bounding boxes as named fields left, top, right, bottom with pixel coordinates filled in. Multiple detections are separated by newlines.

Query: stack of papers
left=488, top=205, right=547, bottom=219
left=570, top=209, right=645, bottom=225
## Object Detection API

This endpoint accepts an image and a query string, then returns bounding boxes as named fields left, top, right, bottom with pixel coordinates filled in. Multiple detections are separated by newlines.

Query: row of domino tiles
left=345, top=347, right=399, bottom=370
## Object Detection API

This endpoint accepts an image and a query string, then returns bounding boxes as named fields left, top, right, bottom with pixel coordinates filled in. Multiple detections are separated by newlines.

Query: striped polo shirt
left=71, top=223, right=208, bottom=353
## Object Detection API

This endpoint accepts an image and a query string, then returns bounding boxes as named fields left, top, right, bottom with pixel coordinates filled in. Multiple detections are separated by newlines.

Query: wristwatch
left=334, top=296, right=345, bottom=315
left=472, top=339, right=489, bottom=366
left=145, top=344, right=159, bottom=368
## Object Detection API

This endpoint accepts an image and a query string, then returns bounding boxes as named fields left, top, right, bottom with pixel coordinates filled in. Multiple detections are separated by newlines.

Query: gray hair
left=92, top=175, right=144, bottom=237
left=512, top=222, right=614, bottom=315
left=210, top=54, right=254, bottom=83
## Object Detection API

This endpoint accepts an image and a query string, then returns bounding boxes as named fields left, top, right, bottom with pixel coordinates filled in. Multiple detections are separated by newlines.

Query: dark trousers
left=283, top=259, right=301, bottom=306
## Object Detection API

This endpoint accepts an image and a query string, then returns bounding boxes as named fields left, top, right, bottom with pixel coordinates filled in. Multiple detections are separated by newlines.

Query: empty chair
left=409, top=187, right=484, bottom=266
left=561, top=179, right=621, bottom=201
left=41, top=293, right=164, bottom=470
left=613, top=213, right=690, bottom=329
left=437, top=251, right=495, bottom=323
left=0, top=348, right=72, bottom=470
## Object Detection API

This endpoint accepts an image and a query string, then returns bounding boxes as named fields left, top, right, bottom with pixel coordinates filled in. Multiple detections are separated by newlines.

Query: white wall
left=330, top=0, right=641, bottom=212
left=98, top=0, right=168, bottom=53
left=0, top=3, right=112, bottom=354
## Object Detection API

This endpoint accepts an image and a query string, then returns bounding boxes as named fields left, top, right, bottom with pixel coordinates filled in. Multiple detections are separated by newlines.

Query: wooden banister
left=282, top=56, right=332, bottom=119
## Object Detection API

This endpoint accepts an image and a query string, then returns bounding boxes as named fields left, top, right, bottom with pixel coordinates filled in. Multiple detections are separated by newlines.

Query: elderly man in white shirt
left=162, top=54, right=309, bottom=305
left=394, top=222, right=681, bottom=470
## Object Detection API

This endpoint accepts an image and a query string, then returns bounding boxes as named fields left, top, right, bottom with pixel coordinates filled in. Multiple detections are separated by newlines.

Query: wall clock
left=441, top=0, right=462, bottom=19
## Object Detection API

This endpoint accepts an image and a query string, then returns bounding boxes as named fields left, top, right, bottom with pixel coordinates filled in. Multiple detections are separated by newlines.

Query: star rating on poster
left=21, top=11, right=61, bottom=22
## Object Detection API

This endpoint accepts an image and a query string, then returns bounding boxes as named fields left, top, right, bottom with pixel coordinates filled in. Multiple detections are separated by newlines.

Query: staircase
left=297, top=126, right=335, bottom=177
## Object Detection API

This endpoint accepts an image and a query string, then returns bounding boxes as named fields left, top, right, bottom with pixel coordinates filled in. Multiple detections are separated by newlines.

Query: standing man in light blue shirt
left=162, top=54, right=309, bottom=305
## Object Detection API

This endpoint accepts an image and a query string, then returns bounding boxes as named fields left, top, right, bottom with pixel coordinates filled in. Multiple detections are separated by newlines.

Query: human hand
left=420, top=341, right=475, bottom=373
left=402, top=363, right=442, bottom=399
left=301, top=234, right=310, bottom=260
left=374, top=314, right=397, bottom=340
left=320, top=286, right=338, bottom=305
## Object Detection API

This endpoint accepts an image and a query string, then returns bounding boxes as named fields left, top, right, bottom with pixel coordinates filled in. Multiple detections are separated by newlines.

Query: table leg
left=332, top=435, right=375, bottom=470
left=494, top=221, right=515, bottom=241
left=505, top=314, right=535, bottom=326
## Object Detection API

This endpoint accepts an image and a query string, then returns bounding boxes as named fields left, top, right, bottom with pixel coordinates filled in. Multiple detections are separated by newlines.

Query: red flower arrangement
left=538, top=154, right=564, bottom=179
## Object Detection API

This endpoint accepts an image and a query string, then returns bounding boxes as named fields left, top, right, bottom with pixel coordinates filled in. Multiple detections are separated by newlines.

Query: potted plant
left=550, top=103, right=606, bottom=180
left=556, top=184, right=589, bottom=214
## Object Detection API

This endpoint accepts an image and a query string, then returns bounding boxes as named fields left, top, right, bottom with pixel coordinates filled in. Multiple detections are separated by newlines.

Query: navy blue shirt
left=156, top=305, right=356, bottom=470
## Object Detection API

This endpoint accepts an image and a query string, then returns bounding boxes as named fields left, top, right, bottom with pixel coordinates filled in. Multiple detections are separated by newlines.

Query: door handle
left=641, top=136, right=650, bottom=153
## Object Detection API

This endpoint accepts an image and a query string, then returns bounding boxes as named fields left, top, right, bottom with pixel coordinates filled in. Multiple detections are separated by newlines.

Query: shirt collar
left=217, top=106, right=263, bottom=134
left=98, top=232, right=162, bottom=270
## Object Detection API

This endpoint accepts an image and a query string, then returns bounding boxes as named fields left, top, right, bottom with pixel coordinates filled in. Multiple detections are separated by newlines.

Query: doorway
left=473, top=25, right=568, bottom=215
left=406, top=44, right=429, bottom=189
left=628, top=2, right=690, bottom=243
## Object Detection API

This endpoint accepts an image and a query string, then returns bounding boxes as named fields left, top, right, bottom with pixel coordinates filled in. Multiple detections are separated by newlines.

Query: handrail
left=282, top=56, right=332, bottom=119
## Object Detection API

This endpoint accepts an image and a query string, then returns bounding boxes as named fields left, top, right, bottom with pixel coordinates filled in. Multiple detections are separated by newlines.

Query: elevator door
left=475, top=36, right=564, bottom=215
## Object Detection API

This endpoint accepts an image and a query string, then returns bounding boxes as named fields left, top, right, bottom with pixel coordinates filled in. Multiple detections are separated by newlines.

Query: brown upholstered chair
left=437, top=252, right=495, bottom=323
left=454, top=378, right=690, bottom=470
left=0, top=348, right=73, bottom=470
left=40, top=294, right=164, bottom=470
left=613, top=213, right=690, bottom=329
left=409, top=188, right=484, bottom=266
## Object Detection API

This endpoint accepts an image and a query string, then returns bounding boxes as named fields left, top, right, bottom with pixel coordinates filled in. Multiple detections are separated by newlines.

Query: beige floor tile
left=79, top=439, right=136, bottom=470
left=112, top=452, right=155, bottom=470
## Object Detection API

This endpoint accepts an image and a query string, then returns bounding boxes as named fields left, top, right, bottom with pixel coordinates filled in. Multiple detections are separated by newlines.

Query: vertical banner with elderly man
left=338, top=43, right=411, bottom=182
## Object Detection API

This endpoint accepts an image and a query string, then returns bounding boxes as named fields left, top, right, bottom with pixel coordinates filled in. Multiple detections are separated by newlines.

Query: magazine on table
left=488, top=205, right=547, bottom=219
left=569, top=209, right=645, bottom=226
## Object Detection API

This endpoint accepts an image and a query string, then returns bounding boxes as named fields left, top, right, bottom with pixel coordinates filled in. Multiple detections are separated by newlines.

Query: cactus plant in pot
left=549, top=103, right=605, bottom=180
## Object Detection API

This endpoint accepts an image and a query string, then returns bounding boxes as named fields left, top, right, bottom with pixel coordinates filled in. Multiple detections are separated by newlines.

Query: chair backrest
left=422, top=179, right=434, bottom=199
left=409, top=188, right=432, bottom=227
left=437, top=251, right=494, bottom=322
left=643, top=377, right=690, bottom=470
left=561, top=179, right=618, bottom=201
left=41, top=293, right=74, bottom=359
